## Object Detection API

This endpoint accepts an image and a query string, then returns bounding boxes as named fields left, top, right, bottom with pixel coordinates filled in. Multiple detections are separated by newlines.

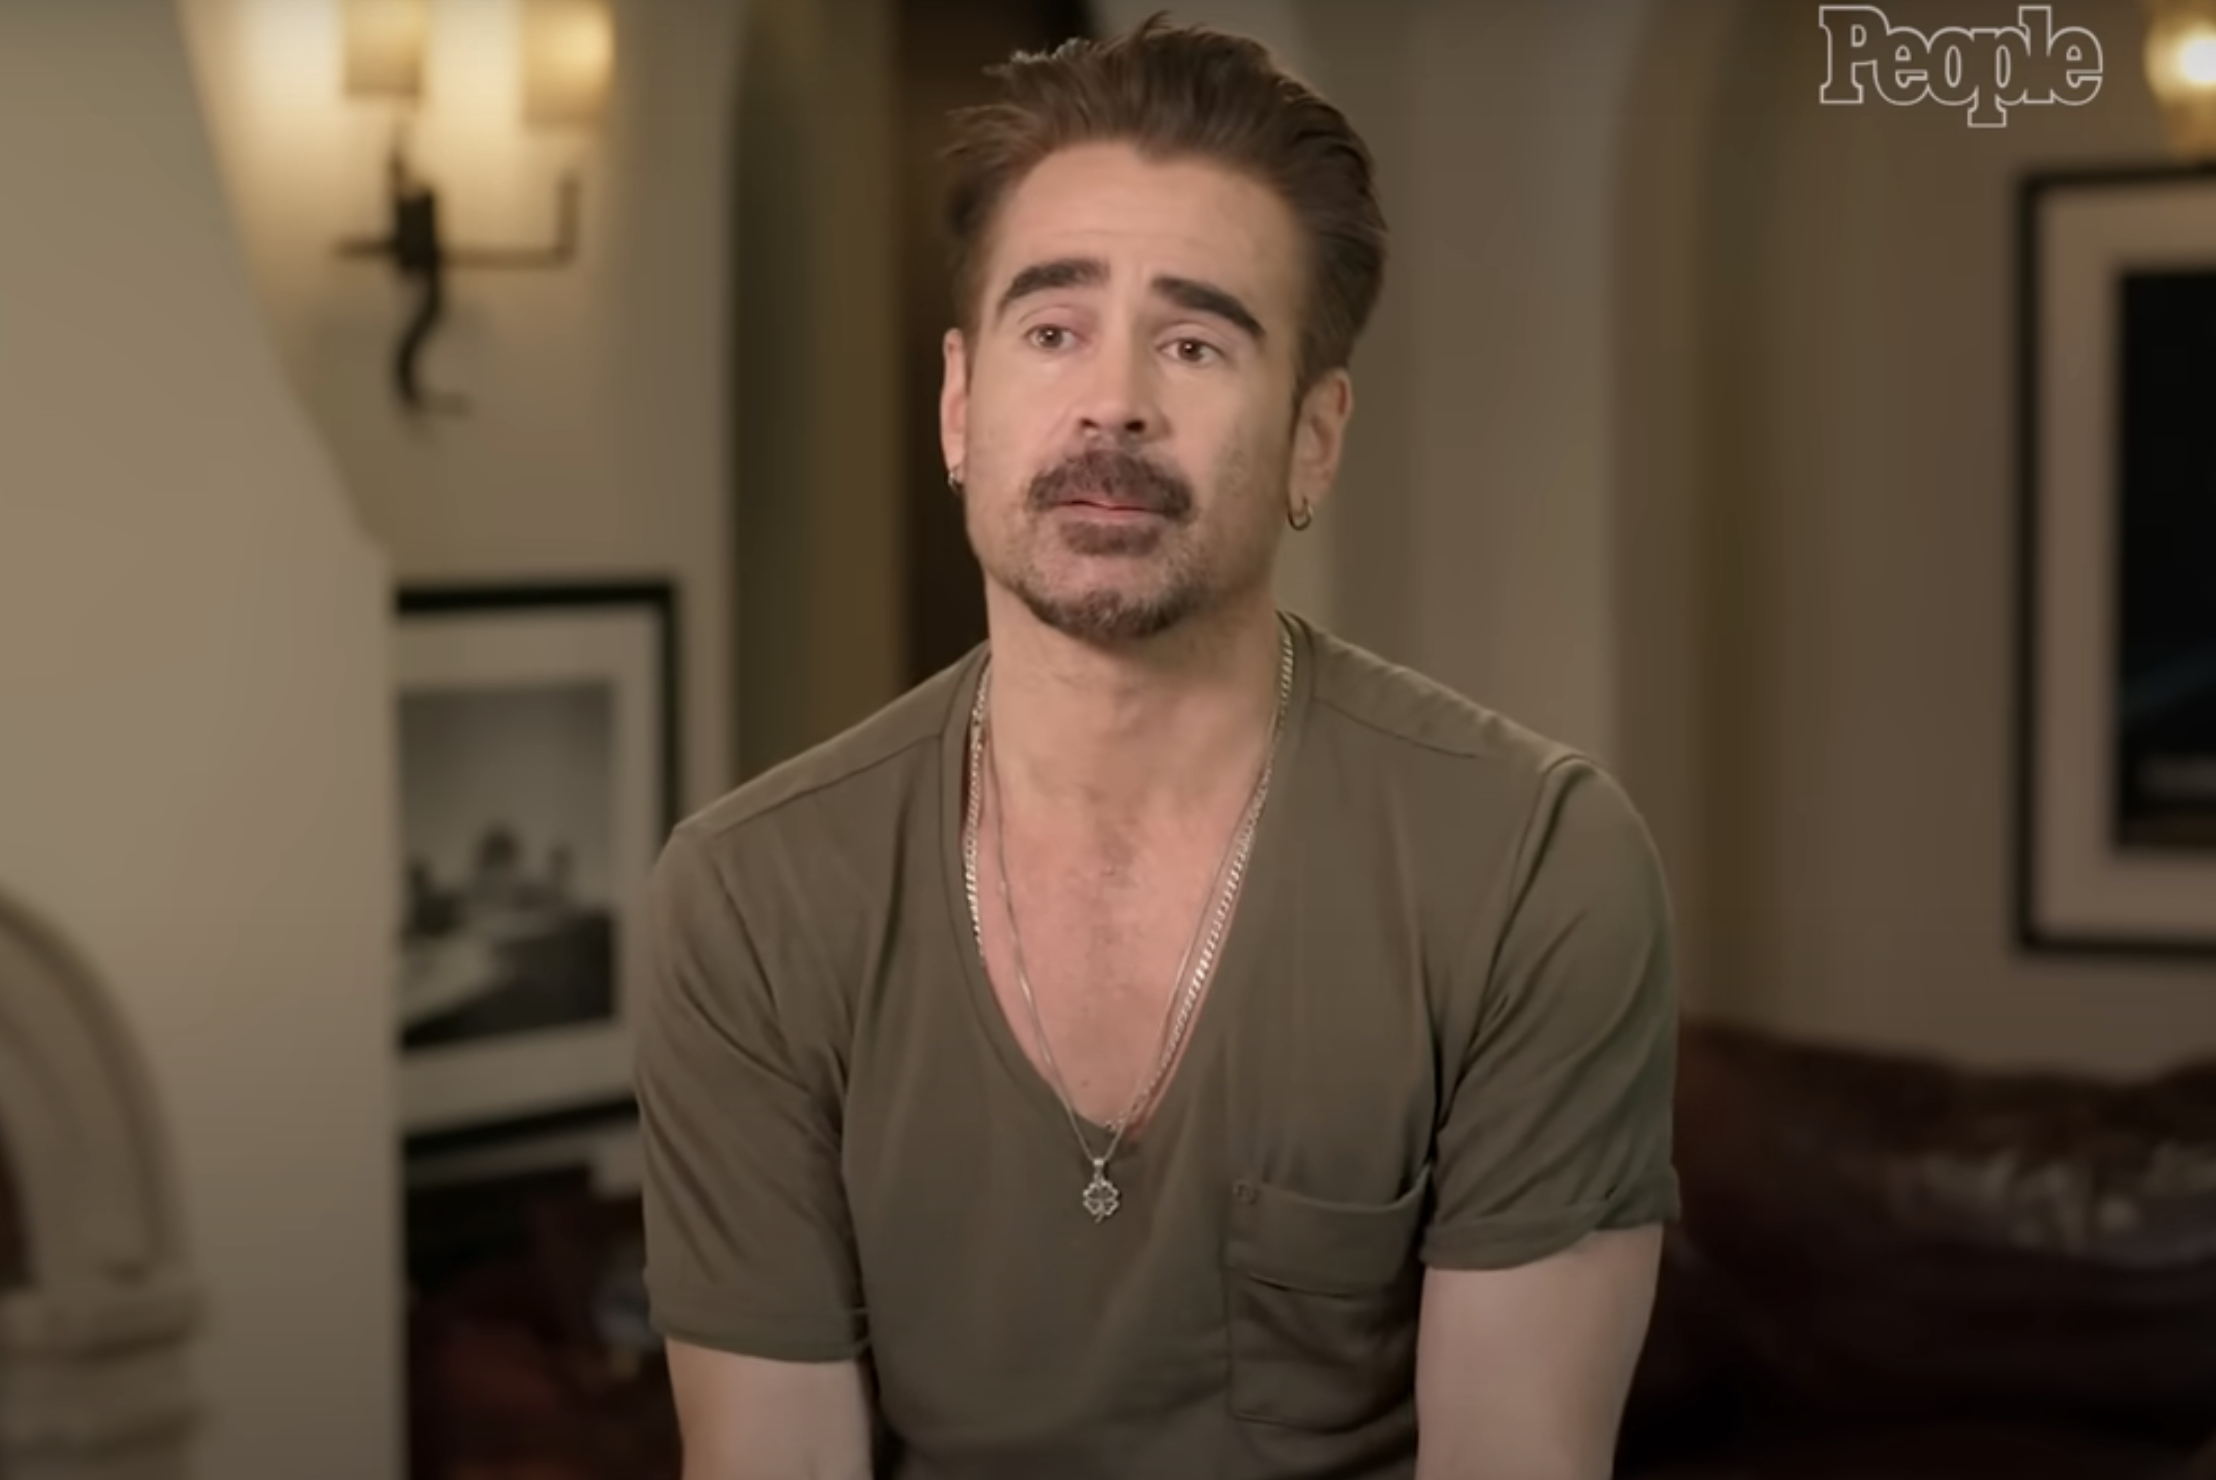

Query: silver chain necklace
left=961, top=623, right=1293, bottom=1222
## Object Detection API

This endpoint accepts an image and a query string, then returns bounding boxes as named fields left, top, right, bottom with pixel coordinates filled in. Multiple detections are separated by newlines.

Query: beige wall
left=178, top=0, right=741, bottom=813
left=1627, top=0, right=2216, bottom=1071
left=0, top=3, right=400, bottom=1477
left=730, top=0, right=903, bottom=777
left=3, top=0, right=748, bottom=1472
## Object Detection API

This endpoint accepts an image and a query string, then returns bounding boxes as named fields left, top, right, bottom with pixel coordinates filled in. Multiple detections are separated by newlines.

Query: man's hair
left=939, top=12, right=1388, bottom=398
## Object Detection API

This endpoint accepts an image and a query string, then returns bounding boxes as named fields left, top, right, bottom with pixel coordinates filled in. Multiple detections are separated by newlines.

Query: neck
left=980, top=594, right=1289, bottom=831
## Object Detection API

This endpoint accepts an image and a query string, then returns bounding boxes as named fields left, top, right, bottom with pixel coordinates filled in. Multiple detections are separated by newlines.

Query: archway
left=0, top=889, right=200, bottom=1480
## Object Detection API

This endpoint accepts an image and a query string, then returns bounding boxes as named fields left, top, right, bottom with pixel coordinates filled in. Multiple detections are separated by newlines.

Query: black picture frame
left=2015, top=163, right=2216, bottom=959
left=392, top=579, right=681, bottom=1152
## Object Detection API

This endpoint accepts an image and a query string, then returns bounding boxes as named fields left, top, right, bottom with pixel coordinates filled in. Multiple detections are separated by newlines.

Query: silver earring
left=1288, top=501, right=1313, bottom=531
left=947, top=467, right=963, bottom=494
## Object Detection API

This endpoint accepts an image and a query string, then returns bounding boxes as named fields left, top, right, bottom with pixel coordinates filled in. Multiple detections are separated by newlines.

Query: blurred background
left=3, top=0, right=2215, bottom=1477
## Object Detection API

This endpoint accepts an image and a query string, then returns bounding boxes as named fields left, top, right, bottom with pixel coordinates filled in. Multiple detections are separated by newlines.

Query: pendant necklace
left=959, top=623, right=1293, bottom=1221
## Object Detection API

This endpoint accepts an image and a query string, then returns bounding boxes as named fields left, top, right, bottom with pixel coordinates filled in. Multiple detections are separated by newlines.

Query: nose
left=1074, top=325, right=1159, bottom=444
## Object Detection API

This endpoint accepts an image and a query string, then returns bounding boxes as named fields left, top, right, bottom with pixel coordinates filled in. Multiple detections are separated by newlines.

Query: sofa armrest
left=1618, top=1227, right=1763, bottom=1465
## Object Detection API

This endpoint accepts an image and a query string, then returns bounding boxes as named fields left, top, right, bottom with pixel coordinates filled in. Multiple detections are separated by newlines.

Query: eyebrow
left=994, top=256, right=1268, bottom=345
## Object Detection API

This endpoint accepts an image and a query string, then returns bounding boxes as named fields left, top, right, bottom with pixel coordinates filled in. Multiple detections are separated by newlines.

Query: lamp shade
left=2145, top=0, right=2216, bottom=159
left=342, top=0, right=429, bottom=100
left=521, top=0, right=615, bottom=128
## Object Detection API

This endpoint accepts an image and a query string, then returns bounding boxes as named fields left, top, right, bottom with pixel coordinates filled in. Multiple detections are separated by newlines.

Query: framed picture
left=393, top=580, right=680, bottom=1147
left=2016, top=165, right=2216, bottom=957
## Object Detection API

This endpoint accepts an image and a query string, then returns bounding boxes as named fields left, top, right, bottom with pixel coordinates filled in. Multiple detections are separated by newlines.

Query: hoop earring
left=947, top=467, right=964, bottom=495
left=1288, top=501, right=1313, bottom=532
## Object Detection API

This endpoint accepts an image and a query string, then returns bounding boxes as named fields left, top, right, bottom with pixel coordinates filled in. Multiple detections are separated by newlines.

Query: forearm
left=682, top=1440, right=871, bottom=1480
left=685, top=1460, right=870, bottom=1480
left=1412, top=1229, right=1661, bottom=1480
left=1413, top=1424, right=1611, bottom=1480
left=669, top=1343, right=875, bottom=1480
left=1412, top=1354, right=1629, bottom=1480
left=684, top=1456, right=870, bottom=1480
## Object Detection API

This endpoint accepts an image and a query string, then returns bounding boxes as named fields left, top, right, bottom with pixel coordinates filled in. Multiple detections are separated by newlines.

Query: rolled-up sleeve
left=633, top=820, right=867, bottom=1361
left=1421, top=757, right=1681, bottom=1270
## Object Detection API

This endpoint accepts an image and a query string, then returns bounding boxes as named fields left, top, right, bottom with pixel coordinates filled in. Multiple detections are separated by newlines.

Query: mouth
left=1029, top=449, right=1192, bottom=524
left=1055, top=494, right=1167, bottom=518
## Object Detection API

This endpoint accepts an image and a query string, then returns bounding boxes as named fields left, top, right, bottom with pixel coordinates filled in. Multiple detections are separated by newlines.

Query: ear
left=940, top=327, right=971, bottom=481
left=1288, top=368, right=1353, bottom=522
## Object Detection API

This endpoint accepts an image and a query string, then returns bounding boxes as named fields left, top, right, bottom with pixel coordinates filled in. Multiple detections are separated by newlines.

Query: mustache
left=1027, top=448, right=1193, bottom=518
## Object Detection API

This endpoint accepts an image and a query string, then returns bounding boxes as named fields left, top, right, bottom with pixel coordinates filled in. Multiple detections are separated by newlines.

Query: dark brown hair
left=939, top=12, right=1388, bottom=397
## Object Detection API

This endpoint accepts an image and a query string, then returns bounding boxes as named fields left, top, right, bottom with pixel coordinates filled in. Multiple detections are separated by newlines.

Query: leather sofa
left=1616, top=1020, right=2216, bottom=1479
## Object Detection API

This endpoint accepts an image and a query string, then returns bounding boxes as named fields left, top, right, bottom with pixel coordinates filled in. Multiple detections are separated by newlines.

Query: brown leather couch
left=1617, top=1020, right=2216, bottom=1480
left=406, top=1170, right=678, bottom=1480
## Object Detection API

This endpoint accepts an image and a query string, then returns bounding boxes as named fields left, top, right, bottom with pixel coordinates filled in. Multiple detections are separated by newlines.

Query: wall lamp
left=335, top=0, right=613, bottom=414
left=2145, top=0, right=2216, bottom=161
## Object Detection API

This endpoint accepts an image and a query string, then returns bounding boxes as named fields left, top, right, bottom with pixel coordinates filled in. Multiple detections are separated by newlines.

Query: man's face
left=940, top=141, right=1349, bottom=645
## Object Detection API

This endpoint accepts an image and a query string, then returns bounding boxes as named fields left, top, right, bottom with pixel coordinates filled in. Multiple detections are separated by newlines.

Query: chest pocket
left=1223, top=1164, right=1430, bottom=1433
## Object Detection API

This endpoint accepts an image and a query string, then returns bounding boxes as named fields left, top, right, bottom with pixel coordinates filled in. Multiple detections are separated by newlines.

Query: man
left=635, top=14, right=1678, bottom=1478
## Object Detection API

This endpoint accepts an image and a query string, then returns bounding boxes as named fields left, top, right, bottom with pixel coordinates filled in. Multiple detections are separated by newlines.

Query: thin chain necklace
left=961, top=623, right=1294, bottom=1222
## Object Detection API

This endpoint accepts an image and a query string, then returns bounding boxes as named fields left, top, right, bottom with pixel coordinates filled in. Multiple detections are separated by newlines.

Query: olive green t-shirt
left=635, top=615, right=1679, bottom=1480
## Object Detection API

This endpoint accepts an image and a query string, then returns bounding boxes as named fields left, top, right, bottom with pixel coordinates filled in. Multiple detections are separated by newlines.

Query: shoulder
left=1291, top=620, right=1669, bottom=982
left=663, top=648, right=978, bottom=881
left=1303, top=623, right=1575, bottom=773
left=1298, top=620, right=1656, bottom=879
left=640, top=651, right=978, bottom=1053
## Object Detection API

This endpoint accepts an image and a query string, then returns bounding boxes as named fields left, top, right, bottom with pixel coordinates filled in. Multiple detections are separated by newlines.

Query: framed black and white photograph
left=394, top=580, right=679, bottom=1143
left=2016, top=165, right=2216, bottom=958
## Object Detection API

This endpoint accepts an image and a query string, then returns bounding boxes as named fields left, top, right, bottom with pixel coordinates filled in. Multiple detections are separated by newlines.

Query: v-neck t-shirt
left=634, top=614, right=1681, bottom=1480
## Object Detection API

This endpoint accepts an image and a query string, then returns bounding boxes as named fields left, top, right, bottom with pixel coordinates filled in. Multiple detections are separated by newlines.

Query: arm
left=666, top=1342, right=872, bottom=1480
left=1413, top=1228, right=1662, bottom=1479
left=1414, top=759, right=1679, bottom=1478
left=634, top=820, right=876, bottom=1480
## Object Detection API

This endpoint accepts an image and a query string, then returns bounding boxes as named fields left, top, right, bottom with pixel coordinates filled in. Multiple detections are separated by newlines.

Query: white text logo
left=1818, top=4, right=2103, bottom=125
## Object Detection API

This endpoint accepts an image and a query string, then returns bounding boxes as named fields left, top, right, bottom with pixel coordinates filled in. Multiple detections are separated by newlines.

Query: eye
left=1169, top=337, right=1221, bottom=365
left=1026, top=324, right=1073, bottom=351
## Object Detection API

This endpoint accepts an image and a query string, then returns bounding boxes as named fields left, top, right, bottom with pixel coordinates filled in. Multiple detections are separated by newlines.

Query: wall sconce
left=335, top=0, right=614, bottom=414
left=2145, top=0, right=2216, bottom=162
